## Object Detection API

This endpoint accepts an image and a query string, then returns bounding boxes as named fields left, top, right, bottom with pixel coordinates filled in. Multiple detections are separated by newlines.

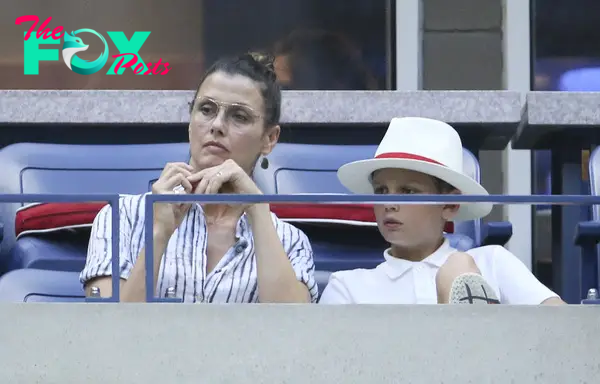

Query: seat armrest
left=481, top=221, right=512, bottom=246
left=581, top=298, right=600, bottom=305
left=574, top=221, right=600, bottom=246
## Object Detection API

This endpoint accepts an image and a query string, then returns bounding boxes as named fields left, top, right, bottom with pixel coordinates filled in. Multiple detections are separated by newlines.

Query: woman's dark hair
left=273, top=28, right=379, bottom=90
left=189, top=52, right=281, bottom=128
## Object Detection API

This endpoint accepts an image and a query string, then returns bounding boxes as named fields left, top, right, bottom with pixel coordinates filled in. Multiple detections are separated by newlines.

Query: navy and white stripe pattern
left=80, top=193, right=318, bottom=303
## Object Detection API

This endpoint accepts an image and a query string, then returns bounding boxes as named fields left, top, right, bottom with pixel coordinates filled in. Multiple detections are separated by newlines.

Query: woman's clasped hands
left=187, top=158, right=262, bottom=196
left=151, top=159, right=262, bottom=234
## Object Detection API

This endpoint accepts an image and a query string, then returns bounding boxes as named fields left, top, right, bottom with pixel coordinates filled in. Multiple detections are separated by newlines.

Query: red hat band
left=374, top=152, right=447, bottom=167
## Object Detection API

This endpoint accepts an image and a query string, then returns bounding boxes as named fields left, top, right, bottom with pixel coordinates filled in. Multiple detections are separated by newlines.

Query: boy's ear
left=441, top=189, right=461, bottom=221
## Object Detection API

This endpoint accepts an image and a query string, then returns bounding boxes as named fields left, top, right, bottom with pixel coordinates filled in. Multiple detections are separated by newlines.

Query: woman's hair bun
left=248, top=51, right=277, bottom=82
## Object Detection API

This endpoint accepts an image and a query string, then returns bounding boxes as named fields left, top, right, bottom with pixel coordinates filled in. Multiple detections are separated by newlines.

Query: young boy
left=319, top=117, right=565, bottom=305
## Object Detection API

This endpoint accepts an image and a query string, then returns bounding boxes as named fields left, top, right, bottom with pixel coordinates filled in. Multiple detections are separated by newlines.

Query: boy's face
left=371, top=168, right=459, bottom=250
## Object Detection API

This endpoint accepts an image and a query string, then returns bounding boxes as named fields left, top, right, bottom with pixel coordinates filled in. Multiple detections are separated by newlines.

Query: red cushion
left=14, top=201, right=455, bottom=237
left=15, top=202, right=106, bottom=237
left=269, top=203, right=454, bottom=233
left=270, top=203, right=375, bottom=223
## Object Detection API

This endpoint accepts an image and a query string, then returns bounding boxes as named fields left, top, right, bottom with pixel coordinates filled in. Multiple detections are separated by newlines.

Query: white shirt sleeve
left=270, top=216, right=319, bottom=303
left=318, top=273, right=354, bottom=304
left=79, top=196, right=135, bottom=285
left=283, top=227, right=319, bottom=303
left=491, top=246, right=559, bottom=304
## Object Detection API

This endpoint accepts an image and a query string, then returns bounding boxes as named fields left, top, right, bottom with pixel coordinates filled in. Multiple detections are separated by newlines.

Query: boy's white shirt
left=319, top=239, right=558, bottom=305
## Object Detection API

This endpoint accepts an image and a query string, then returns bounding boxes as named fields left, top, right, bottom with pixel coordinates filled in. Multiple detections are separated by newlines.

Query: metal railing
left=141, top=193, right=600, bottom=303
left=1, top=193, right=600, bottom=303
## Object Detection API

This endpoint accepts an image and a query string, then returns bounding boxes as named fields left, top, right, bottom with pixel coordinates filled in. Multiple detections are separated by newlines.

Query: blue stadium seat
left=460, top=149, right=512, bottom=247
left=7, top=234, right=88, bottom=273
left=0, top=141, right=510, bottom=301
left=253, top=143, right=511, bottom=274
left=0, top=142, right=190, bottom=273
left=0, top=269, right=84, bottom=302
left=314, top=270, right=331, bottom=300
left=574, top=146, right=600, bottom=303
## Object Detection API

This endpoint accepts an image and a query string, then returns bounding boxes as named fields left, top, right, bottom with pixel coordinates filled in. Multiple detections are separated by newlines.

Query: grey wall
left=0, top=304, right=598, bottom=383
left=422, top=0, right=505, bottom=222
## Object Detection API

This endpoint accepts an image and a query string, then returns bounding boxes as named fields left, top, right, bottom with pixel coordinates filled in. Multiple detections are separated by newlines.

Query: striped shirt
left=80, top=193, right=318, bottom=303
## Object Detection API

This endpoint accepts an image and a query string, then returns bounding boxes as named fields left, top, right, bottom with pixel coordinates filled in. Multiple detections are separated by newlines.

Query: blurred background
left=6, top=0, right=596, bottom=92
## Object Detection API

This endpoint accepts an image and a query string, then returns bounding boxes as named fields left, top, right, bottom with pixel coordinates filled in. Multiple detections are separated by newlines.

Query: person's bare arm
left=117, top=228, right=172, bottom=302
left=541, top=297, right=567, bottom=305
left=84, top=276, right=125, bottom=297
left=247, top=204, right=312, bottom=303
left=85, top=228, right=172, bottom=301
left=85, top=222, right=182, bottom=301
left=82, top=162, right=193, bottom=301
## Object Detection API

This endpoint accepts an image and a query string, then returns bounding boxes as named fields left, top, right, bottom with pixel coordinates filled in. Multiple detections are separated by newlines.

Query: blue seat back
left=0, top=142, right=349, bottom=273
left=253, top=143, right=482, bottom=271
left=254, top=142, right=480, bottom=196
left=0, top=269, right=84, bottom=302
left=0, top=142, right=190, bottom=269
left=0, top=142, right=483, bottom=277
left=254, top=144, right=376, bottom=194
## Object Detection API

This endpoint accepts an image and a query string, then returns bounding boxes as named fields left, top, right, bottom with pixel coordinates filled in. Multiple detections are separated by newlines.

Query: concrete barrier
left=0, top=90, right=522, bottom=125
left=0, top=90, right=521, bottom=150
left=0, top=304, right=598, bottom=383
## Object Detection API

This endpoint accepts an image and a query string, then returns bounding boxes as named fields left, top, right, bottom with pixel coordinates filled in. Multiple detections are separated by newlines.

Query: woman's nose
left=210, top=112, right=227, bottom=135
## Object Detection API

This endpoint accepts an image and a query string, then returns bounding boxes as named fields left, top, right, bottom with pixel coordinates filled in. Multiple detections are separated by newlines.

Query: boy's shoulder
left=464, top=245, right=518, bottom=269
left=466, top=244, right=511, bottom=258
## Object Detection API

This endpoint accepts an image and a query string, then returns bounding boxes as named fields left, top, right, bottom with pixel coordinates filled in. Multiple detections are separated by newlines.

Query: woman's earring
left=260, top=157, right=269, bottom=169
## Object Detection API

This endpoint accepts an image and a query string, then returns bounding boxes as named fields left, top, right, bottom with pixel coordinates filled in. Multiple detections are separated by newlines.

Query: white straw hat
left=337, top=117, right=492, bottom=221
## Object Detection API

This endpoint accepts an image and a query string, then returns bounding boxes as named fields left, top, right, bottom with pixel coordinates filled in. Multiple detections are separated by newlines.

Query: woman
left=80, top=53, right=318, bottom=303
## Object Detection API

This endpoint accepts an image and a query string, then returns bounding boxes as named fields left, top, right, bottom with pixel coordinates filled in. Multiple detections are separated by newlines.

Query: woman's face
left=188, top=71, right=279, bottom=173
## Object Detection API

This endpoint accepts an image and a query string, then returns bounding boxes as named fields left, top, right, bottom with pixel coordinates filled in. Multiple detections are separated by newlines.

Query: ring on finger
left=172, top=184, right=185, bottom=194
left=216, top=171, right=223, bottom=177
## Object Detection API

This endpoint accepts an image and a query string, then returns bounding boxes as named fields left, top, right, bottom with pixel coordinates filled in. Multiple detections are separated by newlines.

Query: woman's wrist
left=245, top=203, right=271, bottom=218
left=152, top=221, right=175, bottom=242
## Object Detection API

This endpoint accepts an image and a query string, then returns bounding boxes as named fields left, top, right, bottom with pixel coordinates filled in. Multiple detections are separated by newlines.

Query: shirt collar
left=423, top=239, right=454, bottom=267
left=381, top=239, right=454, bottom=279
